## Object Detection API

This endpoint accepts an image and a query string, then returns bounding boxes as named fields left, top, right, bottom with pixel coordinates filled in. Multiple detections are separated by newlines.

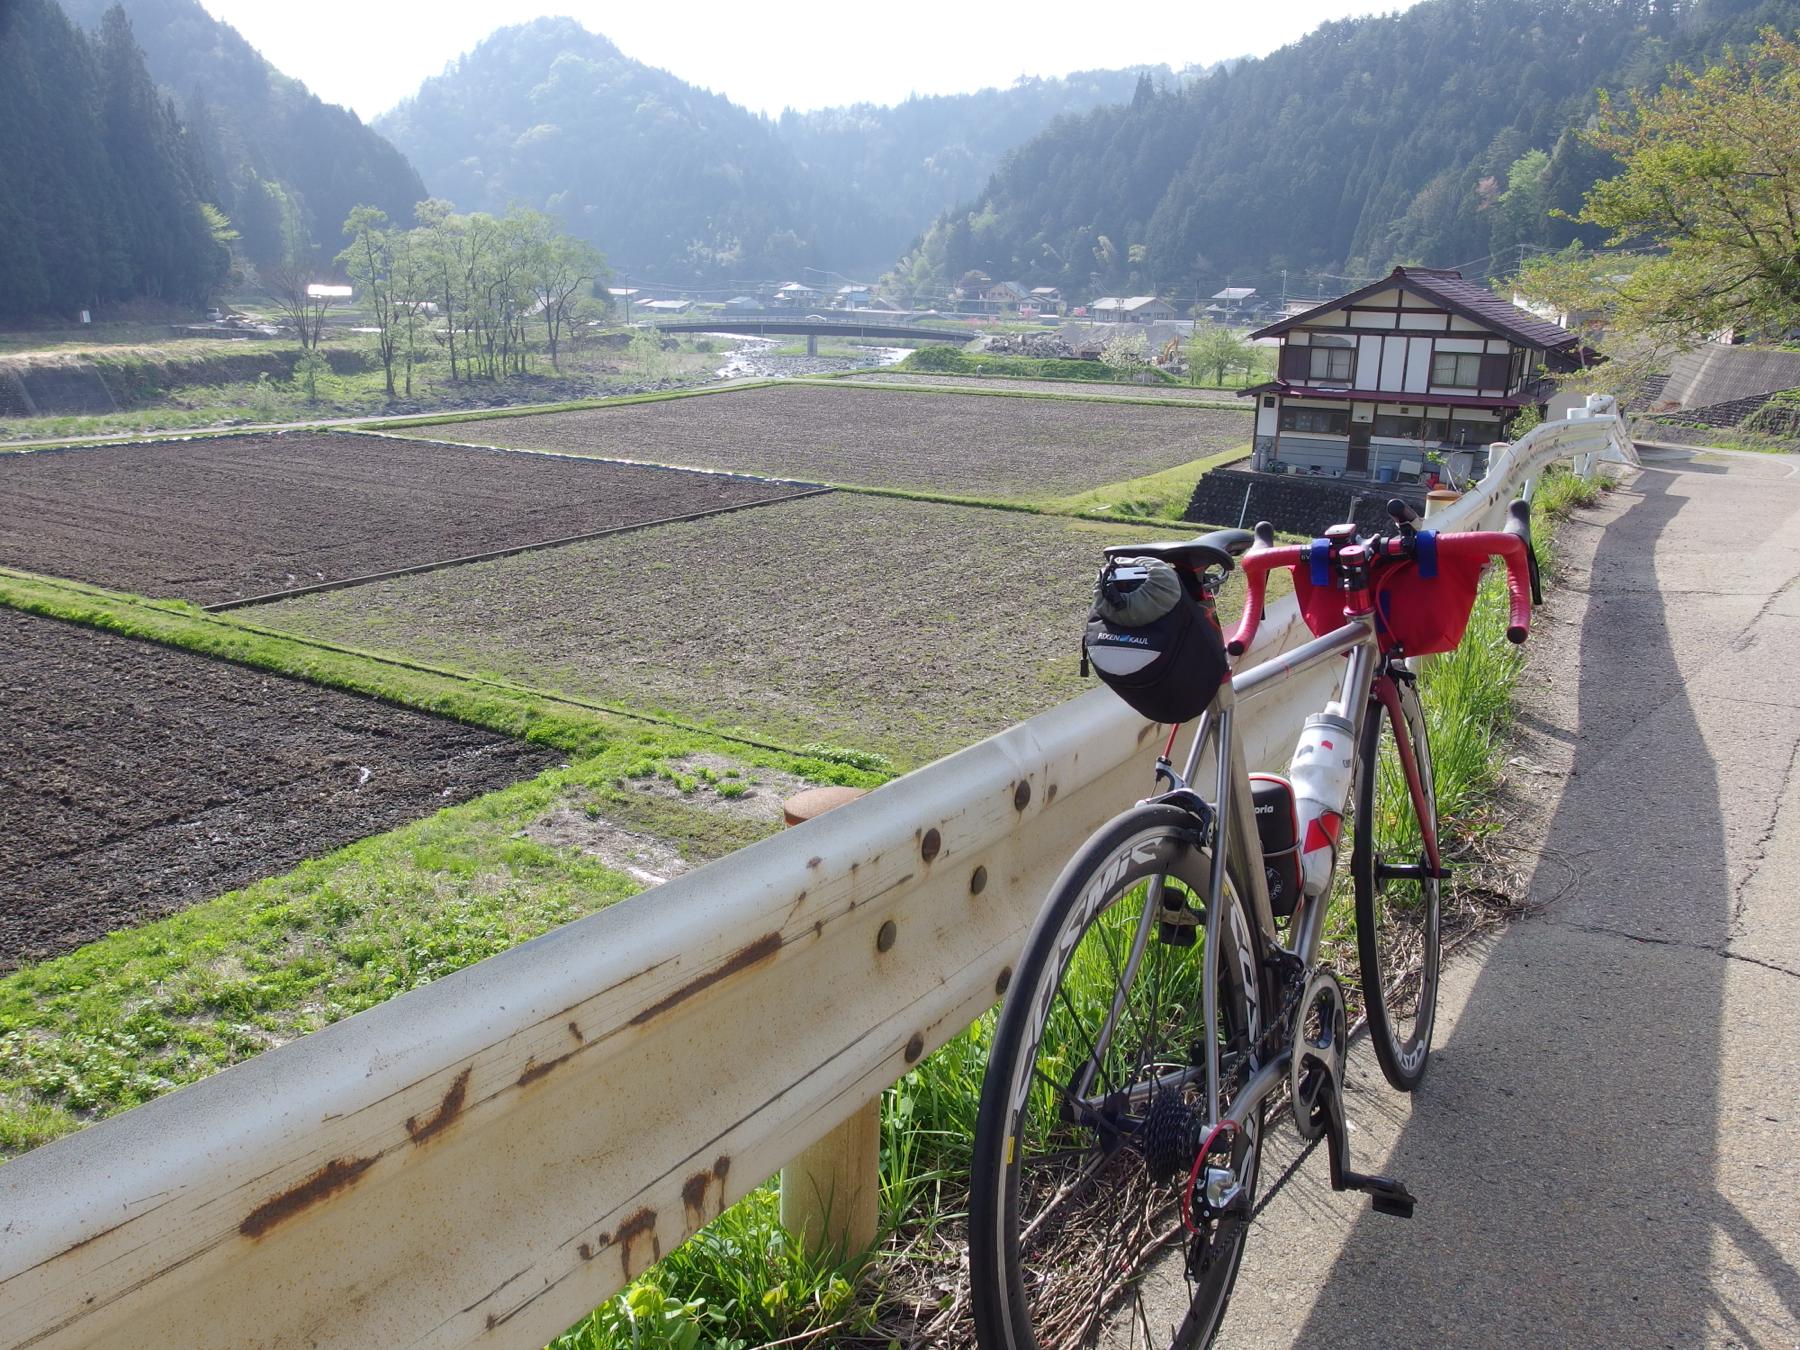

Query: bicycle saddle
left=1105, top=528, right=1257, bottom=571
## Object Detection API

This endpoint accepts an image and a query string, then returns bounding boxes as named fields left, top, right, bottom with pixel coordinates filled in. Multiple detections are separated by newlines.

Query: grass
left=1043, top=445, right=1252, bottom=522
left=0, top=572, right=889, bottom=1160
left=0, top=732, right=873, bottom=1159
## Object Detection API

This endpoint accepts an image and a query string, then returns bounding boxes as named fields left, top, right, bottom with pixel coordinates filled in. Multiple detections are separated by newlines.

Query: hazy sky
left=195, top=1, right=1426, bottom=122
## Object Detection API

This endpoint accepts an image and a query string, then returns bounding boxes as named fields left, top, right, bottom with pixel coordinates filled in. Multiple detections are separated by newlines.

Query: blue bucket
left=1375, top=465, right=1397, bottom=483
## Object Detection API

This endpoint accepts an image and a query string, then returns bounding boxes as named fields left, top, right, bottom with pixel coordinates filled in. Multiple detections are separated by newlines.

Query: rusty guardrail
left=0, top=407, right=1635, bottom=1349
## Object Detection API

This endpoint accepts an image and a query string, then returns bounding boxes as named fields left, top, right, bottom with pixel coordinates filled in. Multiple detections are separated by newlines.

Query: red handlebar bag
left=1288, top=534, right=1487, bottom=657
left=1369, top=551, right=1488, bottom=656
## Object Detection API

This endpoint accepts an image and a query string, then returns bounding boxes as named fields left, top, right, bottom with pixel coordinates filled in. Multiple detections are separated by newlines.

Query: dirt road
left=1219, top=445, right=1800, bottom=1347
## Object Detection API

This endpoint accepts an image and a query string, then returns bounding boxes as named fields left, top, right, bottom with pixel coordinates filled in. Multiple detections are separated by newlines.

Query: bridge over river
left=645, top=314, right=972, bottom=354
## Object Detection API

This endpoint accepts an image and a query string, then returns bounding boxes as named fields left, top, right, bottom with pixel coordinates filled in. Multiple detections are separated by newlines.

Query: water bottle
left=1288, top=712, right=1356, bottom=898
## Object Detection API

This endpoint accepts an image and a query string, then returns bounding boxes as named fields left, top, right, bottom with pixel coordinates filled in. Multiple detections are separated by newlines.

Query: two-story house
left=1240, top=266, right=1585, bottom=482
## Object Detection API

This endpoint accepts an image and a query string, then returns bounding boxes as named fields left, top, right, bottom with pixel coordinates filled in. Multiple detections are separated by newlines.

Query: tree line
left=267, top=201, right=610, bottom=397
left=891, top=0, right=1800, bottom=301
left=0, top=1, right=229, bottom=319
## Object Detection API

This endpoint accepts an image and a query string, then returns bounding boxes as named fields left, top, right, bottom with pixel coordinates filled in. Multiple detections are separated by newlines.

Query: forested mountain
left=0, top=1, right=226, bottom=317
left=56, top=0, right=425, bottom=276
left=897, top=0, right=1800, bottom=301
left=776, top=66, right=1217, bottom=273
left=377, top=19, right=826, bottom=283
left=377, top=21, right=1208, bottom=283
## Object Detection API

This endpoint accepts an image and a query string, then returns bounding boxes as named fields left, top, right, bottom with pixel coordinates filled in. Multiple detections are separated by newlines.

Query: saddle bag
left=1082, top=556, right=1228, bottom=724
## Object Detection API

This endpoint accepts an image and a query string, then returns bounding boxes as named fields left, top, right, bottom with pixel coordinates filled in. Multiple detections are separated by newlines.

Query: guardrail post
left=777, top=786, right=882, bottom=1259
left=1424, top=488, right=1461, bottom=518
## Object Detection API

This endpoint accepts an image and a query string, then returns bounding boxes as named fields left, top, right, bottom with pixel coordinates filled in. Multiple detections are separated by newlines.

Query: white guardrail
left=0, top=402, right=1638, bottom=1350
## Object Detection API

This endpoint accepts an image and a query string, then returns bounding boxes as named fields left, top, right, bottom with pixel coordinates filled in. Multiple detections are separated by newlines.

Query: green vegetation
left=1045, top=446, right=1251, bottom=521
left=0, top=2, right=228, bottom=319
left=55, top=0, right=424, bottom=282
left=0, top=732, right=867, bottom=1159
left=894, top=1, right=1795, bottom=298
left=1519, top=31, right=1800, bottom=351
left=901, top=344, right=1177, bottom=385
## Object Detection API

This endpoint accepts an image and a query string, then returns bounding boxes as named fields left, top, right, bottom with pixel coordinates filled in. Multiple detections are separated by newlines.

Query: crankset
left=1289, top=970, right=1417, bottom=1219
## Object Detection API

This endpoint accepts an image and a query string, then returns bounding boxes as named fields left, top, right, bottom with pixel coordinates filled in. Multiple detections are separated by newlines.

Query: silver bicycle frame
left=1158, top=612, right=1382, bottom=1125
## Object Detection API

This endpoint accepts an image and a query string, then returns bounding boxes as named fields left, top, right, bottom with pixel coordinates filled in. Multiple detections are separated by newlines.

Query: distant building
left=1028, top=286, right=1064, bottom=316
left=1206, top=286, right=1257, bottom=324
left=1241, top=266, right=1585, bottom=482
left=1092, top=295, right=1177, bottom=324
left=983, top=280, right=1029, bottom=313
left=641, top=298, right=693, bottom=315
left=305, top=284, right=352, bottom=300
left=723, top=295, right=764, bottom=312
left=775, top=282, right=821, bottom=308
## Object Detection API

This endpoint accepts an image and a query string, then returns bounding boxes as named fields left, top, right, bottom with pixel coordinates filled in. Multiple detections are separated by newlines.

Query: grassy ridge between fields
left=546, top=466, right=1612, bottom=1350
left=0, top=570, right=887, bottom=1160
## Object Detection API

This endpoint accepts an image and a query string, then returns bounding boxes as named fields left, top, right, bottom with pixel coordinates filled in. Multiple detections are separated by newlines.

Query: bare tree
left=261, top=252, right=336, bottom=350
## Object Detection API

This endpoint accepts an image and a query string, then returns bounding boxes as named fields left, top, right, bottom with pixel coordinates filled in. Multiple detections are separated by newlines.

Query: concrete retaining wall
left=1661, top=344, right=1800, bottom=409
left=1186, top=466, right=1425, bottom=535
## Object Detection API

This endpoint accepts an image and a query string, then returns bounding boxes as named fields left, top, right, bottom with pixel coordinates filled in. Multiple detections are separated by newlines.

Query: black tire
left=1352, top=675, right=1441, bottom=1092
left=970, top=804, right=1267, bottom=1350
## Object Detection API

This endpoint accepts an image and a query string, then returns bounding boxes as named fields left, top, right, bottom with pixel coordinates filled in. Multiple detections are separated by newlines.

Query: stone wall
left=1185, top=466, right=1425, bottom=536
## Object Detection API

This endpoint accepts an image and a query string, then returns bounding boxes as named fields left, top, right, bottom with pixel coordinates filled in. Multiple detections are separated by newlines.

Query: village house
left=774, top=281, right=821, bottom=308
left=1091, top=295, right=1178, bottom=324
left=1240, top=266, right=1584, bottom=483
left=1028, top=286, right=1064, bottom=316
left=983, top=280, right=1029, bottom=313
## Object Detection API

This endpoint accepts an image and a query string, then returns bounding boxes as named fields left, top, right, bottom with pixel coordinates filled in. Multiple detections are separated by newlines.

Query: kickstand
left=1320, top=1076, right=1417, bottom=1219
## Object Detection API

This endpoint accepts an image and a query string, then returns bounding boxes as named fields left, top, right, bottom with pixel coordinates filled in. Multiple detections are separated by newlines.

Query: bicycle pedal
left=1363, top=1177, right=1416, bottom=1219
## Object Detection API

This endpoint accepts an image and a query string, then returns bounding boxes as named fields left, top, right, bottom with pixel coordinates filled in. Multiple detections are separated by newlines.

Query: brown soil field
left=398, top=383, right=1253, bottom=500
left=0, top=610, right=556, bottom=968
left=0, top=430, right=818, bottom=605
left=838, top=372, right=1244, bottom=402
left=256, top=494, right=1173, bottom=767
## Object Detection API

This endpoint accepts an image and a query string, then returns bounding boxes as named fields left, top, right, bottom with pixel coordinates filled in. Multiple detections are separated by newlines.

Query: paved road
left=1217, top=445, right=1800, bottom=1347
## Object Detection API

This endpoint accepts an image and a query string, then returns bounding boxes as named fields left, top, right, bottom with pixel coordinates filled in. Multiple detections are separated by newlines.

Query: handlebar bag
left=1287, top=535, right=1487, bottom=657
left=1083, top=556, right=1227, bottom=724
left=1370, top=552, right=1487, bottom=656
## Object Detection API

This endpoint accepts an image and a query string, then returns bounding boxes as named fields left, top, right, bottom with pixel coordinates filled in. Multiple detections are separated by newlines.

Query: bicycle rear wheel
left=969, top=804, right=1265, bottom=1350
left=1352, top=674, right=1441, bottom=1092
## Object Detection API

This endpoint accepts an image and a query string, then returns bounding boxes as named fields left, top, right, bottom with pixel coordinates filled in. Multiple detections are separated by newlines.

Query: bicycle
left=968, top=498, right=1540, bottom=1349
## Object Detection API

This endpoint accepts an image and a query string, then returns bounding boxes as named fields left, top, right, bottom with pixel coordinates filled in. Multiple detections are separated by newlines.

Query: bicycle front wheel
left=969, top=804, right=1266, bottom=1350
left=1353, top=674, right=1441, bottom=1091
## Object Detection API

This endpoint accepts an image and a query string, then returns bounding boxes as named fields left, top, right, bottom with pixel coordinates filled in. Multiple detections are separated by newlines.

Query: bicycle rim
left=970, top=806, right=1264, bottom=1350
left=1353, top=678, right=1441, bottom=1091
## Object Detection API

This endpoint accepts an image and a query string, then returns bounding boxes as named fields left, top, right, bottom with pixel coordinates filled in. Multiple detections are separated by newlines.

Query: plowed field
left=0, top=431, right=817, bottom=605
left=839, top=372, right=1242, bottom=402
left=0, top=610, right=555, bottom=968
left=257, top=494, right=1169, bottom=767
left=398, top=383, right=1252, bottom=500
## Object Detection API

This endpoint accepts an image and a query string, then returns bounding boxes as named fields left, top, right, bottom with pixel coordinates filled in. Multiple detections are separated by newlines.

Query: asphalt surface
left=1211, top=445, right=1800, bottom=1347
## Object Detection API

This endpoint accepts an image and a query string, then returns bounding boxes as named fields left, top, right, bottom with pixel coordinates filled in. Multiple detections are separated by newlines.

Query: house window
left=1373, top=413, right=1422, bottom=438
left=1431, top=351, right=1483, bottom=387
left=1279, top=405, right=1350, bottom=435
left=1308, top=339, right=1354, bottom=382
left=1418, top=416, right=1498, bottom=445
